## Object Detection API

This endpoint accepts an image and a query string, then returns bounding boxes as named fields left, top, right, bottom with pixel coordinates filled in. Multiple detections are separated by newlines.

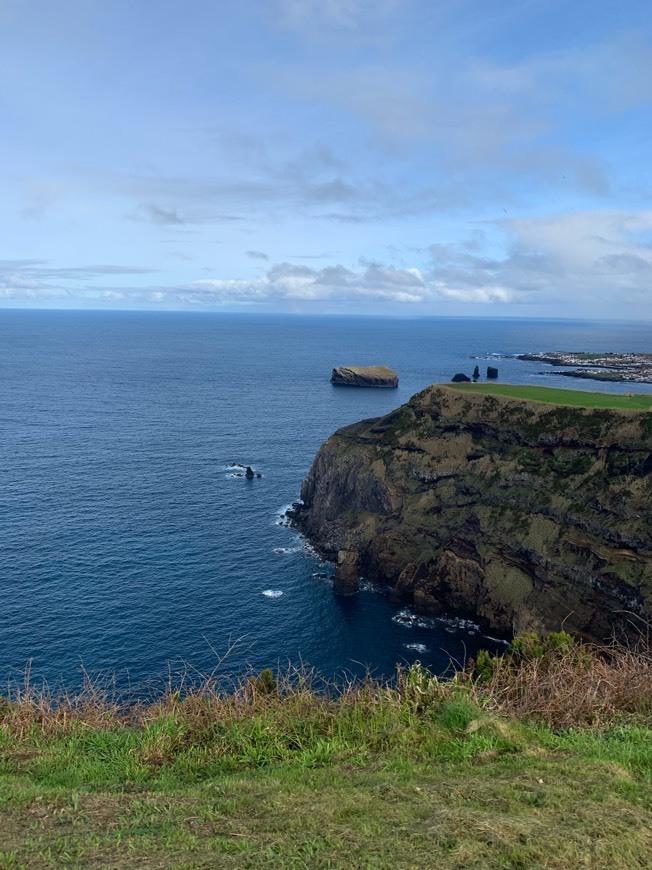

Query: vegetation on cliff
left=448, top=381, right=652, bottom=410
left=293, top=384, right=652, bottom=642
left=2, top=636, right=652, bottom=868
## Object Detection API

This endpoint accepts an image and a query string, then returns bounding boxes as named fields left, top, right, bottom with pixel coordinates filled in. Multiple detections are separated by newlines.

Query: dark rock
left=487, top=366, right=499, bottom=379
left=231, top=464, right=262, bottom=478
left=473, top=365, right=480, bottom=380
left=333, top=549, right=360, bottom=594
left=451, top=372, right=471, bottom=383
left=331, top=365, right=398, bottom=388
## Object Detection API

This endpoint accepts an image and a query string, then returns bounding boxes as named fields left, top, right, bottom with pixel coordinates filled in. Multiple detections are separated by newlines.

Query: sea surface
left=1, top=310, right=650, bottom=693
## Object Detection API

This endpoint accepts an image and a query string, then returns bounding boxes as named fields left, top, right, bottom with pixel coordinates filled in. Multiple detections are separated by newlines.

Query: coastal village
left=517, top=351, right=652, bottom=383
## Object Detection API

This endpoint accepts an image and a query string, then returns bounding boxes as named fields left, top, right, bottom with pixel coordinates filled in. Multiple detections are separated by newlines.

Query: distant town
left=517, top=352, right=652, bottom=384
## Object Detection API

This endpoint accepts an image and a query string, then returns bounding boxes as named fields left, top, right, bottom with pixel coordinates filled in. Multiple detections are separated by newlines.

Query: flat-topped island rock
left=331, top=365, right=398, bottom=388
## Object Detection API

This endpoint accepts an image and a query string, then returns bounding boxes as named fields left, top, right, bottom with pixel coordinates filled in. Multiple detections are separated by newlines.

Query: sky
left=1, top=0, right=652, bottom=318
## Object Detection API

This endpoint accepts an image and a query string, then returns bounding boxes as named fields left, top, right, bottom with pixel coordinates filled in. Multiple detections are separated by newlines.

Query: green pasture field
left=447, top=382, right=652, bottom=410
left=2, top=640, right=652, bottom=869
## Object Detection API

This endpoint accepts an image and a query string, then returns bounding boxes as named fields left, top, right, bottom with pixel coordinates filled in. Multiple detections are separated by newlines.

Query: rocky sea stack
left=292, top=385, right=652, bottom=642
left=331, top=365, right=398, bottom=388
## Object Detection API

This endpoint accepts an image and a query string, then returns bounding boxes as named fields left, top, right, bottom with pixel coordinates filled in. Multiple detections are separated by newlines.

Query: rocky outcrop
left=228, top=463, right=262, bottom=478
left=334, top=549, right=360, bottom=595
left=331, top=366, right=398, bottom=388
left=292, top=385, right=652, bottom=643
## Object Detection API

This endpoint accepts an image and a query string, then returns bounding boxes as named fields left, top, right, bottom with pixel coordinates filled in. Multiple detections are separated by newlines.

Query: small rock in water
left=230, top=463, right=262, bottom=478
left=451, top=372, right=471, bottom=383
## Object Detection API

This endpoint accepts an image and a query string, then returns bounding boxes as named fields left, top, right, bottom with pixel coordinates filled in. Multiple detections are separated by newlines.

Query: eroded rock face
left=292, top=385, right=652, bottom=642
left=331, top=365, right=398, bottom=388
left=334, top=549, right=360, bottom=595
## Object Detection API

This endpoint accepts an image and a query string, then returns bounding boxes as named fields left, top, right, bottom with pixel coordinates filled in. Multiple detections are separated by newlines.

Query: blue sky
left=1, top=0, right=652, bottom=318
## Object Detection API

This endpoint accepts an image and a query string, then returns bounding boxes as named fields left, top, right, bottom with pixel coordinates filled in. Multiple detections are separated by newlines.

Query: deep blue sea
left=1, top=310, right=650, bottom=693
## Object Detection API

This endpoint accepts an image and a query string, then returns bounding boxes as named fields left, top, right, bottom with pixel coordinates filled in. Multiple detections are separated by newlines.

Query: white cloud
left=193, top=262, right=428, bottom=304
left=274, top=0, right=401, bottom=31
left=426, top=210, right=652, bottom=313
left=2, top=210, right=651, bottom=316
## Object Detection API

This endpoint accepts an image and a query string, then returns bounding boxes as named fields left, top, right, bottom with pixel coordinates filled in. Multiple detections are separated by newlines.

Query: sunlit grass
left=1, top=643, right=652, bottom=867
left=447, top=382, right=652, bottom=408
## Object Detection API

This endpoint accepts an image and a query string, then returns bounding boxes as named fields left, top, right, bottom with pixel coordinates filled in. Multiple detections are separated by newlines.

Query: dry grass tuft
left=3, top=633, right=652, bottom=740
left=475, top=638, right=652, bottom=729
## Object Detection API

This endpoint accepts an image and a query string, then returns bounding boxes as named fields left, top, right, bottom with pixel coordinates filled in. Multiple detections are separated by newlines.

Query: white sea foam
left=358, top=577, right=382, bottom=593
left=469, top=352, right=512, bottom=360
left=301, top=540, right=319, bottom=559
left=224, top=463, right=256, bottom=476
left=392, top=608, right=481, bottom=634
left=404, top=643, right=429, bottom=653
left=262, top=589, right=284, bottom=598
left=437, top=616, right=481, bottom=632
left=273, top=546, right=302, bottom=556
left=392, top=609, right=438, bottom=630
left=274, top=503, right=298, bottom=526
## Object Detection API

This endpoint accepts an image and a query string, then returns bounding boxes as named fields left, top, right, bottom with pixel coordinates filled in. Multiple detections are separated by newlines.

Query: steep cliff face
left=292, top=385, right=652, bottom=642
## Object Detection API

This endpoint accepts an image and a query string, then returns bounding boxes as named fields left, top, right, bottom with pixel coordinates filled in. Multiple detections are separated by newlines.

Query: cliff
left=292, top=385, right=652, bottom=642
left=331, top=365, right=398, bottom=387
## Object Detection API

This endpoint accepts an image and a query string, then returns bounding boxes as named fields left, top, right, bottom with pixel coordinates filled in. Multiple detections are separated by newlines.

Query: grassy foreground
left=1, top=639, right=652, bottom=868
left=447, top=382, right=652, bottom=409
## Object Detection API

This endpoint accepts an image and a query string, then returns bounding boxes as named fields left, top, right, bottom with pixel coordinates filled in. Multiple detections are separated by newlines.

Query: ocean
left=1, top=310, right=650, bottom=692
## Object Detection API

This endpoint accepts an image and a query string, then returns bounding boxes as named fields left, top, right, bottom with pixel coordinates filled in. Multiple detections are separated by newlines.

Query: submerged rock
left=291, top=384, right=652, bottom=643
left=331, top=365, right=398, bottom=388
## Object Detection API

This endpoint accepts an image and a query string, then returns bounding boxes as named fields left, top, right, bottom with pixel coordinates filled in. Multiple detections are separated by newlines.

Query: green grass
left=446, top=382, right=652, bottom=409
left=2, top=659, right=652, bottom=868
left=3, top=737, right=652, bottom=868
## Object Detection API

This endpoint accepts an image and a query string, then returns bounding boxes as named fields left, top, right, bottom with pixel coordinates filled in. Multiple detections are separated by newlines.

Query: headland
left=292, top=383, right=652, bottom=643
left=517, top=351, right=652, bottom=383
